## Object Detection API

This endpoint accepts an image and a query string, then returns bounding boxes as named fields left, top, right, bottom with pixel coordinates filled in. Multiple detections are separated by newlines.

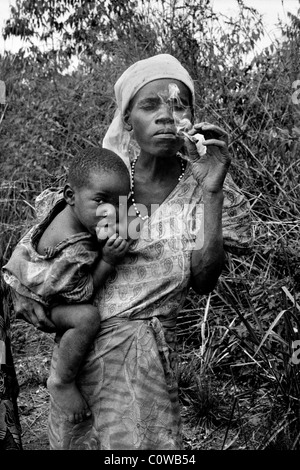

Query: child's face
left=126, top=79, right=193, bottom=159
left=72, top=170, right=130, bottom=237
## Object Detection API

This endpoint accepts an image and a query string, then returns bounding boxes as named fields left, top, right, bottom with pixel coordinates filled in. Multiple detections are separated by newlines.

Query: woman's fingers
left=192, top=122, right=227, bottom=133
left=189, top=122, right=229, bottom=143
left=34, top=305, right=56, bottom=332
left=17, top=306, right=56, bottom=333
left=202, top=139, right=228, bottom=148
left=12, top=291, right=56, bottom=333
left=27, top=304, right=56, bottom=332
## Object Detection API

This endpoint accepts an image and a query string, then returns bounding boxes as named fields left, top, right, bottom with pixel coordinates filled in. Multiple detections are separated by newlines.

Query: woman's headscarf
left=102, top=54, right=195, bottom=168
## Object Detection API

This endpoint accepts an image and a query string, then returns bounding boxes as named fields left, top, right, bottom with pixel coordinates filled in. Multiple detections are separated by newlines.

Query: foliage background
left=0, top=0, right=300, bottom=450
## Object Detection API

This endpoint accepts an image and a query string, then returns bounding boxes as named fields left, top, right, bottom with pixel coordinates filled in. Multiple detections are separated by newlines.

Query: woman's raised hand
left=183, top=122, right=231, bottom=193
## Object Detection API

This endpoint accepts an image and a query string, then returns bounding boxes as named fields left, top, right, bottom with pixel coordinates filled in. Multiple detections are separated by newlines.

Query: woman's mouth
left=154, top=129, right=177, bottom=139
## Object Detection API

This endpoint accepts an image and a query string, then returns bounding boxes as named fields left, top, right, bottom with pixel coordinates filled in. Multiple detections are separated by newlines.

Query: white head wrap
left=102, top=54, right=195, bottom=168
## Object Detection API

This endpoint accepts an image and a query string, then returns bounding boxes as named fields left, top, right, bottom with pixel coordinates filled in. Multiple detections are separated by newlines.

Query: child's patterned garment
left=2, top=192, right=99, bottom=309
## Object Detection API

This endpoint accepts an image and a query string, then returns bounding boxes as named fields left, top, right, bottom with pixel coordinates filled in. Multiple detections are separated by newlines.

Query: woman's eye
left=141, top=103, right=158, bottom=111
left=173, top=106, right=184, bottom=113
left=140, top=99, right=160, bottom=110
left=170, top=101, right=186, bottom=112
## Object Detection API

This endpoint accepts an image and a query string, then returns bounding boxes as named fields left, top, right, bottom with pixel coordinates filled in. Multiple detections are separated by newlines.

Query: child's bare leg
left=47, top=304, right=100, bottom=424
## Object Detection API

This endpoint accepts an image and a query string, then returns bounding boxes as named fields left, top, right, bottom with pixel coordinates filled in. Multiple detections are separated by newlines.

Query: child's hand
left=102, top=235, right=130, bottom=265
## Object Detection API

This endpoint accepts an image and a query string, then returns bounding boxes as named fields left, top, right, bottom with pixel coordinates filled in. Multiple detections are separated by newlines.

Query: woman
left=12, top=54, right=252, bottom=450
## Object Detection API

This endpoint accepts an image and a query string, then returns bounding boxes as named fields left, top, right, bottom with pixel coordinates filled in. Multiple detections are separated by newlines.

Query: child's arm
left=92, top=235, right=130, bottom=290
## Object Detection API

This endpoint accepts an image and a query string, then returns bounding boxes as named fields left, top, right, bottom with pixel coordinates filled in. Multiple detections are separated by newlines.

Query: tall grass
left=176, top=143, right=300, bottom=448
left=175, top=43, right=300, bottom=445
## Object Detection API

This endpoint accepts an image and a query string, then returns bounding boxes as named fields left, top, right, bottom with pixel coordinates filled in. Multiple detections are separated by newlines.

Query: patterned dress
left=47, top=164, right=253, bottom=450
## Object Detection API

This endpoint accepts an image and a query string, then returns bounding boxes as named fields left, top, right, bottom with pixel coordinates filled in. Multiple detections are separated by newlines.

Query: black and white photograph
left=0, top=0, right=299, bottom=455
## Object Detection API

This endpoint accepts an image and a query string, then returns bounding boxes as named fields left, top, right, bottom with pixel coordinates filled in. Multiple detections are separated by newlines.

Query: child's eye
left=95, top=199, right=104, bottom=204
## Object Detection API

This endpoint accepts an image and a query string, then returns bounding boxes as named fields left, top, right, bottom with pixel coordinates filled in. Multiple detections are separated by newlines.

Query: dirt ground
left=11, top=321, right=52, bottom=450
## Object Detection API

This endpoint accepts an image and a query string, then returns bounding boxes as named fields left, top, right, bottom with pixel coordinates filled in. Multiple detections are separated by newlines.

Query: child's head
left=68, top=146, right=130, bottom=191
left=64, top=146, right=130, bottom=237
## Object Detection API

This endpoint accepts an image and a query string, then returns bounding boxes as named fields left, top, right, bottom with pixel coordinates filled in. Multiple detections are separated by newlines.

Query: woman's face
left=125, top=79, right=193, bottom=159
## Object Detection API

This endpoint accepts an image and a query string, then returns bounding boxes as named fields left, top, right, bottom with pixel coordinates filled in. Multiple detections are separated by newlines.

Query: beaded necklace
left=130, top=155, right=186, bottom=221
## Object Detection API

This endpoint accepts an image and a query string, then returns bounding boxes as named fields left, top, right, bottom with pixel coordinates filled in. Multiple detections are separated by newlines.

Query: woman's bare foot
left=47, top=375, right=91, bottom=424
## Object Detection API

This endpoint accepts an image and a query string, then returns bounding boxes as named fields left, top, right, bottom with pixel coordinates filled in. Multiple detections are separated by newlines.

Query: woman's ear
left=64, top=184, right=75, bottom=206
left=123, top=110, right=132, bottom=131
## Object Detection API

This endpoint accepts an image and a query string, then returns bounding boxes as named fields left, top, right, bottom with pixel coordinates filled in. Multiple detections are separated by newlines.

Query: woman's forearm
left=190, top=189, right=225, bottom=294
left=92, top=259, right=115, bottom=290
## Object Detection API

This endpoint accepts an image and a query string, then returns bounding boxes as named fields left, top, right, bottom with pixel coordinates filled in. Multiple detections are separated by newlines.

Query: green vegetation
left=1, top=0, right=299, bottom=450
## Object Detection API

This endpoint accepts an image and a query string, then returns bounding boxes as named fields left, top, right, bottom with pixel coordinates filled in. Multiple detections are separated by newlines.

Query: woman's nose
left=155, top=103, right=175, bottom=123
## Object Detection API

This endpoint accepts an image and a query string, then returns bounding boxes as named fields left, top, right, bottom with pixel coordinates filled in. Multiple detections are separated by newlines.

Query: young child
left=2, top=146, right=131, bottom=424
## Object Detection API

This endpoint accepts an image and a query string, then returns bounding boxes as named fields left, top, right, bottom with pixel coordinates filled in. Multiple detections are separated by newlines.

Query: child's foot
left=47, top=375, right=91, bottom=424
